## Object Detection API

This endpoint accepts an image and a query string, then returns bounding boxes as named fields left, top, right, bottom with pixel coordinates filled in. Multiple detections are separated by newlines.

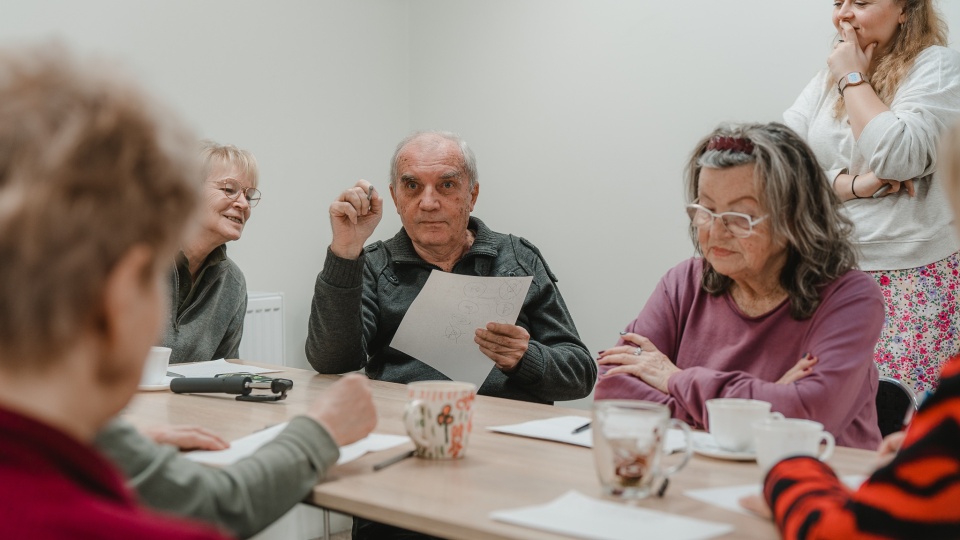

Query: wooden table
left=124, top=363, right=877, bottom=540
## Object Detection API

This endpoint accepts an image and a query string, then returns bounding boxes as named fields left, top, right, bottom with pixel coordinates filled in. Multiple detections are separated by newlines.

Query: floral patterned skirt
left=870, top=252, right=960, bottom=394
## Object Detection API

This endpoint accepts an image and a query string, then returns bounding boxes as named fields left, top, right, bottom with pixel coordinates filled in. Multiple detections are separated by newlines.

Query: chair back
left=875, top=376, right=920, bottom=438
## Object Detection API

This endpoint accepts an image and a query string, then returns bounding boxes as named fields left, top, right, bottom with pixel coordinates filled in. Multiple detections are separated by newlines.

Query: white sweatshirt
left=785, top=45, right=960, bottom=271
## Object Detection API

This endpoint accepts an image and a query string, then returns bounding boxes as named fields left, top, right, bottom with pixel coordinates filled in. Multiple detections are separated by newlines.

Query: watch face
left=847, top=72, right=863, bottom=84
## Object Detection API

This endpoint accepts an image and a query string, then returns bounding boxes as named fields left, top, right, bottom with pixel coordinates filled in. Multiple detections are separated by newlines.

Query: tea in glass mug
left=592, top=400, right=692, bottom=499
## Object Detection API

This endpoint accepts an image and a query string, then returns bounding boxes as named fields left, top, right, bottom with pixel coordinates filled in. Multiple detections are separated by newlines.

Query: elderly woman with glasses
left=161, top=141, right=261, bottom=364
left=595, top=122, right=884, bottom=450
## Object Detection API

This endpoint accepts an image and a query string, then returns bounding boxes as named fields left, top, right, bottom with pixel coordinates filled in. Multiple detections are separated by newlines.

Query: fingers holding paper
left=475, top=322, right=529, bottom=372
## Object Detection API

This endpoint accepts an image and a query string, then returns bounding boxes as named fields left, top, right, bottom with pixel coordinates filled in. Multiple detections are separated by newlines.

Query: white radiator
left=239, top=292, right=285, bottom=366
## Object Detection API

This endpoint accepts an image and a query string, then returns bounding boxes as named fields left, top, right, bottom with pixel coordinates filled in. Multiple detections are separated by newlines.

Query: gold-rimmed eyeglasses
left=685, top=203, right=768, bottom=238
left=215, top=179, right=261, bottom=207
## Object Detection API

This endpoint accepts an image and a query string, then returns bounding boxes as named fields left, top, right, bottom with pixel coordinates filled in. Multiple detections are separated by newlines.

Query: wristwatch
left=838, top=72, right=868, bottom=96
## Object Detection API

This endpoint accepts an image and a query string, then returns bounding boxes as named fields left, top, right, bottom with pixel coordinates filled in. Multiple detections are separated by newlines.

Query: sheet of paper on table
left=166, top=358, right=282, bottom=378
left=488, top=415, right=691, bottom=453
left=390, top=270, right=533, bottom=387
left=684, top=475, right=867, bottom=516
left=184, top=422, right=410, bottom=466
left=491, top=490, right=733, bottom=540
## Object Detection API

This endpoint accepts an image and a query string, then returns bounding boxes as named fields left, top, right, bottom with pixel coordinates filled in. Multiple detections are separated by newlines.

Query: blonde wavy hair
left=834, top=0, right=947, bottom=117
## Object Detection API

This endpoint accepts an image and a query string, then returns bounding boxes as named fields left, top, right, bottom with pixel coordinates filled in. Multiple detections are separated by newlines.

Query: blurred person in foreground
left=0, top=44, right=378, bottom=540
left=0, top=44, right=227, bottom=539
left=738, top=118, right=960, bottom=540
left=595, top=122, right=883, bottom=450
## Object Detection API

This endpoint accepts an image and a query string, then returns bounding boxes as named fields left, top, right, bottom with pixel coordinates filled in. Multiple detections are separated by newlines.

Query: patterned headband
left=706, top=136, right=754, bottom=154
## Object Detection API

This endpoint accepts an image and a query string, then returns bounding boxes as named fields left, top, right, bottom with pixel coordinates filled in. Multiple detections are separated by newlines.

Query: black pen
left=372, top=449, right=415, bottom=471
left=571, top=422, right=591, bottom=435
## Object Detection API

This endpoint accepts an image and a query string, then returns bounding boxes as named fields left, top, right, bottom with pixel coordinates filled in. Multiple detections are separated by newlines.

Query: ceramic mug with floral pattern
left=403, top=381, right=477, bottom=459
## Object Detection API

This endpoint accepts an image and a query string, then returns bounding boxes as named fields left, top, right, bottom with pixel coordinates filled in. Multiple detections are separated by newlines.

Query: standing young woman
left=785, top=0, right=960, bottom=392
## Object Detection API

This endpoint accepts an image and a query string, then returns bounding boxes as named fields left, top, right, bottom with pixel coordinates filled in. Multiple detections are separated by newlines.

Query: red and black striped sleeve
left=763, top=356, right=960, bottom=539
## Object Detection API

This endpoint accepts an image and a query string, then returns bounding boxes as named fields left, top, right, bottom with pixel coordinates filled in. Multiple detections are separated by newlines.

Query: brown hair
left=685, top=123, right=858, bottom=320
left=834, top=0, right=948, bottom=117
left=0, top=44, right=198, bottom=368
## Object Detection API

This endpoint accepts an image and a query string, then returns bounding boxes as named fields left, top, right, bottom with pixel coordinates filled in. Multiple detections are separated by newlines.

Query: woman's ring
left=634, top=347, right=643, bottom=356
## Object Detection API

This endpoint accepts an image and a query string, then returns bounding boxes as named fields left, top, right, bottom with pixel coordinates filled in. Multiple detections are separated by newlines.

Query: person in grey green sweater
left=306, top=130, right=596, bottom=406
left=96, top=373, right=377, bottom=539
left=162, top=141, right=260, bottom=365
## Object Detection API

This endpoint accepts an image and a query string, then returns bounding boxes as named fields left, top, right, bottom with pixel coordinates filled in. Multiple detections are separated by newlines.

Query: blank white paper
left=491, top=490, right=733, bottom=540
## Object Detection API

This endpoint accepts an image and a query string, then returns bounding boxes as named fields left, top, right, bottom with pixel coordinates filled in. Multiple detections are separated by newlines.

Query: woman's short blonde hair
left=0, top=44, right=198, bottom=369
left=199, top=140, right=259, bottom=187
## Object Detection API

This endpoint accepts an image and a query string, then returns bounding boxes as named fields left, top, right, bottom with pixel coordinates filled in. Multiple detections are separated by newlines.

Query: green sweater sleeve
left=95, top=416, right=340, bottom=539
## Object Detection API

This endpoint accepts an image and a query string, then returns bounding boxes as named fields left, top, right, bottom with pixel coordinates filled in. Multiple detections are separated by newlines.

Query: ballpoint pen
left=372, top=449, right=416, bottom=471
left=571, top=422, right=591, bottom=435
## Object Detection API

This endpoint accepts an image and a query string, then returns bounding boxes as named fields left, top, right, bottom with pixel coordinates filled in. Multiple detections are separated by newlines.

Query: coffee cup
left=402, top=381, right=476, bottom=459
left=706, top=398, right=784, bottom=453
left=592, top=400, right=692, bottom=499
left=140, top=346, right=171, bottom=387
left=753, top=418, right=835, bottom=473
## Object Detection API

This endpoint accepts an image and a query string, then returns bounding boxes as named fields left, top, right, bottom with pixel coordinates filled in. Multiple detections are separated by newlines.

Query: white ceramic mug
left=753, top=418, right=836, bottom=473
left=592, top=400, right=693, bottom=499
left=403, top=381, right=476, bottom=459
left=140, top=346, right=171, bottom=386
left=706, top=398, right=784, bottom=453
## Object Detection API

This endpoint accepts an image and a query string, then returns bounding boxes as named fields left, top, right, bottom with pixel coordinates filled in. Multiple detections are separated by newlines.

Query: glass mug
left=592, top=400, right=692, bottom=499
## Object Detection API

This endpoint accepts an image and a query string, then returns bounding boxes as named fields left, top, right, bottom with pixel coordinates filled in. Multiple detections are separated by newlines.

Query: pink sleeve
left=666, top=273, right=884, bottom=441
left=595, top=262, right=698, bottom=425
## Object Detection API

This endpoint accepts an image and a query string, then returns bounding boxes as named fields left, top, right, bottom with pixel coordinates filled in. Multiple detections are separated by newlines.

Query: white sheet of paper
left=390, top=271, right=533, bottom=386
left=166, top=358, right=281, bottom=378
left=684, top=475, right=867, bottom=516
left=491, top=490, right=733, bottom=540
left=488, top=416, right=690, bottom=454
left=184, top=422, right=410, bottom=466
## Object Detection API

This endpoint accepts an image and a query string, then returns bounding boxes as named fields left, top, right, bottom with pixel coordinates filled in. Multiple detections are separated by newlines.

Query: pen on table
left=571, top=422, right=591, bottom=435
left=657, top=478, right=670, bottom=498
left=372, top=449, right=415, bottom=471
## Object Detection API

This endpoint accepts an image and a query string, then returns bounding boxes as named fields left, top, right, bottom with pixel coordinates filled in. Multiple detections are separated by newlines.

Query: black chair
left=876, top=376, right=921, bottom=438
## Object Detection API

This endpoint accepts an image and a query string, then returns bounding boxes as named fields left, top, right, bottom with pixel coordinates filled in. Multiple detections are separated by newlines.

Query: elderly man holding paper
left=306, top=131, right=595, bottom=405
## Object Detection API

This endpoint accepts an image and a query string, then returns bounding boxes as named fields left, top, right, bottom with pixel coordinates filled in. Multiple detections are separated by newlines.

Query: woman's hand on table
left=738, top=494, right=772, bottom=520
left=597, top=333, right=680, bottom=394
left=308, top=373, right=377, bottom=447
left=143, top=425, right=230, bottom=451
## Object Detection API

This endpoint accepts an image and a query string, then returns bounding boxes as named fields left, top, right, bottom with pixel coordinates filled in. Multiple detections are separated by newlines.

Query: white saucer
left=138, top=376, right=175, bottom=392
left=690, top=432, right=756, bottom=461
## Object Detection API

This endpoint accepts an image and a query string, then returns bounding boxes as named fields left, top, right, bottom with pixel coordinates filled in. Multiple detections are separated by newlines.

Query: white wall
left=3, top=1, right=960, bottom=407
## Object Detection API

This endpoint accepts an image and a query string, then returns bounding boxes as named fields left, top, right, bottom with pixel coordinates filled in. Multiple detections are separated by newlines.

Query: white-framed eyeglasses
left=215, top=179, right=261, bottom=207
left=685, top=203, right=768, bottom=238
